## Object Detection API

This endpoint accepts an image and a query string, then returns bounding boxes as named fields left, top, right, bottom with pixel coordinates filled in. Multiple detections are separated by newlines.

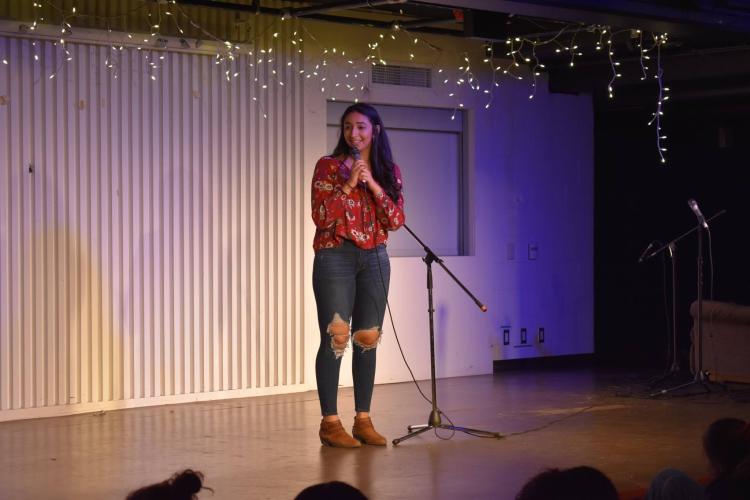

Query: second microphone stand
left=639, top=240, right=680, bottom=388
left=392, top=224, right=503, bottom=445
left=646, top=210, right=725, bottom=397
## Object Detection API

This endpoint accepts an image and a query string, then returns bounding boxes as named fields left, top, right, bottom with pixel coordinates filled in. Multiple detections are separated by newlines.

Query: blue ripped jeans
left=313, top=240, right=390, bottom=417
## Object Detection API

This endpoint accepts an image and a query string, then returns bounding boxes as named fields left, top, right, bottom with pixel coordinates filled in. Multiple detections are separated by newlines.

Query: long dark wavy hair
left=332, top=103, right=401, bottom=203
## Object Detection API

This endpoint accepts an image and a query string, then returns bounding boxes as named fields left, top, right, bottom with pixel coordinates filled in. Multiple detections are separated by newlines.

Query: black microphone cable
left=361, top=183, right=464, bottom=441
left=359, top=183, right=431, bottom=402
left=353, top=145, right=468, bottom=439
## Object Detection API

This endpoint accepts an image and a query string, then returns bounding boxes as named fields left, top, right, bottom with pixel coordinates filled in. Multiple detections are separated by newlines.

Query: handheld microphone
left=351, top=145, right=374, bottom=229
left=351, top=146, right=366, bottom=187
left=687, top=198, right=709, bottom=229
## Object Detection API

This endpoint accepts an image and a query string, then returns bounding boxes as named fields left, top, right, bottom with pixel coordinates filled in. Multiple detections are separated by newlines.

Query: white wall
left=0, top=16, right=593, bottom=421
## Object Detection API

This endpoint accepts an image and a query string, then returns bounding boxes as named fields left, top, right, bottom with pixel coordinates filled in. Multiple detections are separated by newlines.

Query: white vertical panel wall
left=0, top=26, right=307, bottom=420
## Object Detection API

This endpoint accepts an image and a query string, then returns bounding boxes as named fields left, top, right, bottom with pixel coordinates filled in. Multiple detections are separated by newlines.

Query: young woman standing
left=310, top=103, right=405, bottom=447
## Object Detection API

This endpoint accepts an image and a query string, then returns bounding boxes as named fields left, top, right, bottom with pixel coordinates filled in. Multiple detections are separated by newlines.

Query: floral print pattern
left=311, top=156, right=405, bottom=252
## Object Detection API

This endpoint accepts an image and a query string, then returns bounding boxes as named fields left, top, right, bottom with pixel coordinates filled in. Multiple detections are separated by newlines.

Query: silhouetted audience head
left=295, top=481, right=368, bottom=500
left=126, top=469, right=211, bottom=500
left=703, top=417, right=750, bottom=476
left=647, top=418, right=750, bottom=500
left=516, top=465, right=619, bottom=500
left=732, top=453, right=750, bottom=492
left=700, top=418, right=750, bottom=500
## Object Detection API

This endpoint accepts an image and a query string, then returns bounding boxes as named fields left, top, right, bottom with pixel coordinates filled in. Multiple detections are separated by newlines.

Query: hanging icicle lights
left=2, top=0, right=669, bottom=161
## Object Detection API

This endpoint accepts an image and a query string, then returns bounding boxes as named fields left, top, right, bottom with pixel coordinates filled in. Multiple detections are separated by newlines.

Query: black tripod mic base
left=393, top=421, right=504, bottom=445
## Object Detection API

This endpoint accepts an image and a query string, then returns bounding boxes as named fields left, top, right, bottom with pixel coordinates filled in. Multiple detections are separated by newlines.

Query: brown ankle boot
left=352, top=416, right=387, bottom=446
left=319, top=419, right=361, bottom=448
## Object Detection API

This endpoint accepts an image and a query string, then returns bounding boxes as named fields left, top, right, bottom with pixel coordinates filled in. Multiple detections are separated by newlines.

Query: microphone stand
left=647, top=209, right=726, bottom=398
left=392, top=224, right=503, bottom=445
left=639, top=239, right=681, bottom=387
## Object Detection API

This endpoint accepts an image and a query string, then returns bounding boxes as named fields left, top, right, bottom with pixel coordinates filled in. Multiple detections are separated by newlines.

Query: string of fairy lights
left=0, top=0, right=670, bottom=162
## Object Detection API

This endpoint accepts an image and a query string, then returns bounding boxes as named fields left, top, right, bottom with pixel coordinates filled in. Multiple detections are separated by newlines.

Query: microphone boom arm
left=402, top=224, right=487, bottom=312
left=641, top=209, right=726, bottom=262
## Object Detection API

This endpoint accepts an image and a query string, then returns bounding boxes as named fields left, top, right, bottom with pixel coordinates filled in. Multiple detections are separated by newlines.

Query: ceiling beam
left=177, top=0, right=408, bottom=18
left=414, top=0, right=750, bottom=35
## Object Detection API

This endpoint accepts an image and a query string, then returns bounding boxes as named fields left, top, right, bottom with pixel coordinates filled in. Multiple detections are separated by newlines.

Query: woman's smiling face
left=343, top=111, right=374, bottom=157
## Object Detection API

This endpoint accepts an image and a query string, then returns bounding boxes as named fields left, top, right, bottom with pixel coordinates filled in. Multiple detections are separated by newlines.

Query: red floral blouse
left=311, top=156, right=405, bottom=252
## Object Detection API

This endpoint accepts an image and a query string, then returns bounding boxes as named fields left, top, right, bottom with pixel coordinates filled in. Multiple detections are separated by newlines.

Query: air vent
left=371, top=64, right=431, bottom=88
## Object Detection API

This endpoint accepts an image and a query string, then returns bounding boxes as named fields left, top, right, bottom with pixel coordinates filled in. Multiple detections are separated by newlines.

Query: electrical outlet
left=528, top=243, right=538, bottom=260
left=538, top=327, right=545, bottom=343
left=502, top=327, right=510, bottom=346
left=520, top=328, right=527, bottom=344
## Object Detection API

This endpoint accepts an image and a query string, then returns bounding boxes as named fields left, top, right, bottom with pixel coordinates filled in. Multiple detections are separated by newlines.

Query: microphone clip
left=638, top=241, right=657, bottom=263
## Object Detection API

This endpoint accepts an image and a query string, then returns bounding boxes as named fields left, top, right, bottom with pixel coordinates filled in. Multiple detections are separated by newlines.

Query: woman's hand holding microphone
left=344, top=158, right=383, bottom=197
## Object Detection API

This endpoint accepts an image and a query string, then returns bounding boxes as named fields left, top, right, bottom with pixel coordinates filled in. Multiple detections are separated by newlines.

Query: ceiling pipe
left=177, top=0, right=277, bottom=16
left=397, top=17, right=458, bottom=29
left=176, top=0, right=462, bottom=36
left=290, top=0, right=407, bottom=18
left=300, top=13, right=458, bottom=35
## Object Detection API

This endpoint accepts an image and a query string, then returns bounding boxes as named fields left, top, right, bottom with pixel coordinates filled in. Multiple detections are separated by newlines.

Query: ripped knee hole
left=353, top=328, right=381, bottom=349
left=326, top=313, right=351, bottom=356
left=331, top=333, right=349, bottom=348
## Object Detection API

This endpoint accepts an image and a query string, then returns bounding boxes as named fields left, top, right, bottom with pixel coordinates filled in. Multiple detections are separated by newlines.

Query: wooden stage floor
left=1, top=368, right=747, bottom=499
